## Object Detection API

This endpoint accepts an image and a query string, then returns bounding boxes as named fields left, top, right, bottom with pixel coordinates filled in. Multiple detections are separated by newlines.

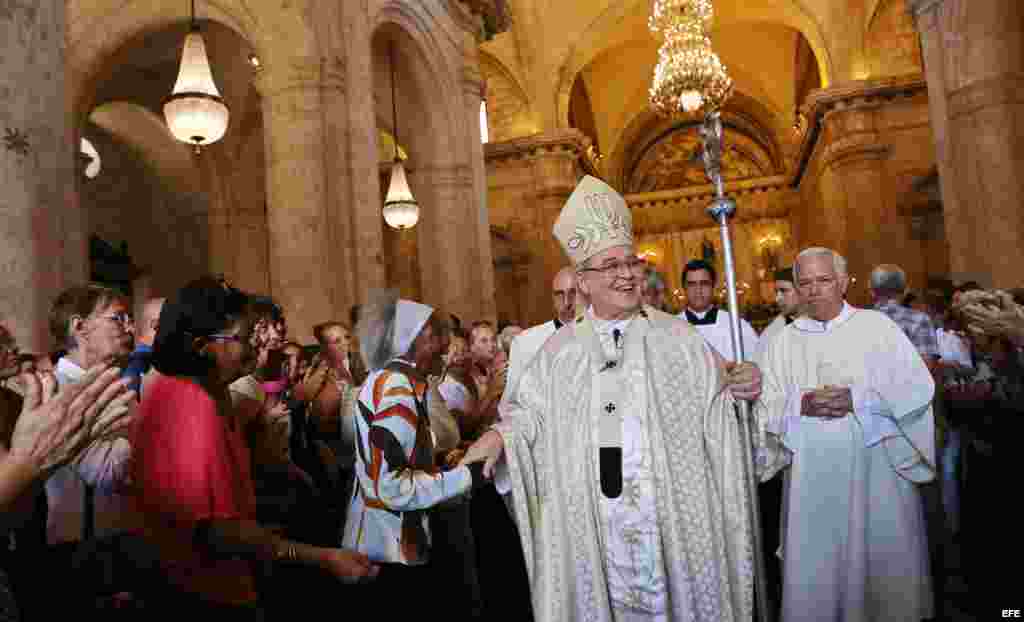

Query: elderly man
left=679, top=258, right=759, bottom=362
left=506, top=267, right=587, bottom=397
left=461, top=175, right=762, bottom=622
left=46, top=285, right=137, bottom=548
left=756, top=247, right=935, bottom=622
left=870, top=264, right=940, bottom=367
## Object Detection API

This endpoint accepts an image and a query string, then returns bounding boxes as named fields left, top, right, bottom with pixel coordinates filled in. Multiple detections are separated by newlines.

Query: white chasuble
left=495, top=306, right=754, bottom=622
left=755, top=303, right=935, bottom=622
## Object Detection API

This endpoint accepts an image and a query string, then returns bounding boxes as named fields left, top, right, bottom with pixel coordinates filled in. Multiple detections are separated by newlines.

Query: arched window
left=480, top=100, right=490, bottom=144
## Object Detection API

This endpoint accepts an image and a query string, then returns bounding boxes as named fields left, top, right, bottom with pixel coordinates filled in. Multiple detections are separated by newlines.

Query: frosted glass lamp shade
left=164, top=29, right=229, bottom=147
left=383, top=160, right=419, bottom=230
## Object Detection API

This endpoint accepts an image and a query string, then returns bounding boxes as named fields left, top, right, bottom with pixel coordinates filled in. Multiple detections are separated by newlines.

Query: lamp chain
left=390, top=42, right=400, bottom=162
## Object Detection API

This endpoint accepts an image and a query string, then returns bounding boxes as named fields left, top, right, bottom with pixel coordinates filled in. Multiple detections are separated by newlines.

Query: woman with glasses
left=131, top=277, right=377, bottom=619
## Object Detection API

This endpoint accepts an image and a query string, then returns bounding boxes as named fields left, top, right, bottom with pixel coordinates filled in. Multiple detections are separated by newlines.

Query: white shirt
left=47, top=357, right=137, bottom=544
left=591, top=312, right=667, bottom=616
left=506, top=320, right=560, bottom=399
left=782, top=303, right=902, bottom=447
left=936, top=328, right=973, bottom=369
left=679, top=307, right=760, bottom=362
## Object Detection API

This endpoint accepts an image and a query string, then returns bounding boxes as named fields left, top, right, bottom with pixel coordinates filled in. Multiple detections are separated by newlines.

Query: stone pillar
left=818, top=101, right=892, bottom=305
left=339, top=0, right=387, bottom=308
left=792, top=77, right=936, bottom=302
left=913, top=0, right=1024, bottom=287
left=0, top=2, right=84, bottom=352
left=461, top=39, right=498, bottom=323
left=485, top=131, right=587, bottom=327
left=911, top=0, right=966, bottom=282
left=255, top=67, right=336, bottom=343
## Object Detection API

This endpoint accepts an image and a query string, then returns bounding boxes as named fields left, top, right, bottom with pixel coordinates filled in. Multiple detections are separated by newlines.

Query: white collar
left=792, top=301, right=857, bottom=333
left=55, top=356, right=87, bottom=383
left=586, top=306, right=638, bottom=334
left=687, top=307, right=713, bottom=319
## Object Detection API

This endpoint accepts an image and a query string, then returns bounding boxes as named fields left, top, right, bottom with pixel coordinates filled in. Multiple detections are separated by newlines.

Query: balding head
left=553, top=267, right=582, bottom=324
left=138, top=297, right=166, bottom=347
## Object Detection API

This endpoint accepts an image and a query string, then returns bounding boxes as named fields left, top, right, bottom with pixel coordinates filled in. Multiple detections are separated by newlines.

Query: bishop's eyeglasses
left=580, top=257, right=647, bottom=279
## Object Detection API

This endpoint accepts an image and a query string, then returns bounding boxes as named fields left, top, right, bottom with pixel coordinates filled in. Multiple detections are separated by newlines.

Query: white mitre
left=553, top=175, right=634, bottom=266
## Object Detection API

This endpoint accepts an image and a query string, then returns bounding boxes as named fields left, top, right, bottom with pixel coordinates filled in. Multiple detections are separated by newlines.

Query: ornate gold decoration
left=648, top=0, right=733, bottom=117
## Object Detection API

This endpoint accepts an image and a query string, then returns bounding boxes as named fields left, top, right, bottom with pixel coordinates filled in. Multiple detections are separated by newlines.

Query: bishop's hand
left=458, top=429, right=504, bottom=479
left=724, top=361, right=762, bottom=401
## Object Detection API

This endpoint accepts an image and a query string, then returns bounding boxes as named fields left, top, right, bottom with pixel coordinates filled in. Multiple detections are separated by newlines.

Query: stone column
left=339, top=0, right=386, bottom=308
left=911, top=0, right=967, bottom=283
left=461, top=40, right=498, bottom=323
left=486, top=131, right=587, bottom=327
left=0, top=2, right=84, bottom=352
left=255, top=67, right=336, bottom=343
left=818, top=101, right=892, bottom=305
left=912, top=0, right=1024, bottom=287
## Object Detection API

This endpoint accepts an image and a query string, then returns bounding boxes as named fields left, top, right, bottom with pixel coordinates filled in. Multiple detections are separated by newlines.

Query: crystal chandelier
left=164, top=0, right=230, bottom=152
left=649, top=0, right=733, bottom=117
left=383, top=42, right=419, bottom=230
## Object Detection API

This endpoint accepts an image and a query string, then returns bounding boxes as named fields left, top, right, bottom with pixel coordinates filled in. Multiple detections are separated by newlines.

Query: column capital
left=252, top=55, right=346, bottom=99
left=484, top=129, right=591, bottom=165
left=948, top=72, right=1024, bottom=120
left=792, top=75, right=925, bottom=185
left=444, top=0, right=512, bottom=42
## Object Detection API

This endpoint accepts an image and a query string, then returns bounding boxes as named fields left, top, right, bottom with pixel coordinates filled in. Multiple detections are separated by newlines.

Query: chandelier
left=164, top=0, right=230, bottom=152
left=649, top=0, right=733, bottom=117
left=382, top=42, right=419, bottom=230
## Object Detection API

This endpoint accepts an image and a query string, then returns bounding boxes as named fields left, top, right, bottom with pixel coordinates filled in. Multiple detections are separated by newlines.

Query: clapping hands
left=9, top=365, right=135, bottom=474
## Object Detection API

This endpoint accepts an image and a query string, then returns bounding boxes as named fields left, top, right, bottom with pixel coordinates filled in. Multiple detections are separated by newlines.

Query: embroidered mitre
left=553, top=175, right=634, bottom=266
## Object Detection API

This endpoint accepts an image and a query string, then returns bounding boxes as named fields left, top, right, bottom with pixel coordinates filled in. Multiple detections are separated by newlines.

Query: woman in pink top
left=132, top=277, right=377, bottom=618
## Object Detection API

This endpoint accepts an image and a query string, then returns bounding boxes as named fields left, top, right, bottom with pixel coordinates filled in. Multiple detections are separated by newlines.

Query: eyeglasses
left=98, top=312, right=134, bottom=327
left=580, top=258, right=647, bottom=279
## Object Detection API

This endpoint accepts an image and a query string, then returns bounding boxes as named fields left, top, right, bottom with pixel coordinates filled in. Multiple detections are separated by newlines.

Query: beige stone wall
left=793, top=78, right=946, bottom=305
left=1, top=1, right=83, bottom=352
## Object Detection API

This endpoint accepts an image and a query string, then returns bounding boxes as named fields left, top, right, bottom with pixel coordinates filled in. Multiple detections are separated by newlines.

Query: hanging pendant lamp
left=382, top=42, right=419, bottom=230
left=164, top=0, right=230, bottom=152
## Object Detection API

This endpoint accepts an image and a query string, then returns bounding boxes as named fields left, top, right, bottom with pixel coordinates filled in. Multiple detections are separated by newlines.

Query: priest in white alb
left=460, top=175, right=762, bottom=622
left=755, top=247, right=935, bottom=622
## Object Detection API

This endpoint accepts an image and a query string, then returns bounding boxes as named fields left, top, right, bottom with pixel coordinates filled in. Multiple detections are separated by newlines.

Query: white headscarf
left=392, top=300, right=434, bottom=360
left=357, top=289, right=435, bottom=371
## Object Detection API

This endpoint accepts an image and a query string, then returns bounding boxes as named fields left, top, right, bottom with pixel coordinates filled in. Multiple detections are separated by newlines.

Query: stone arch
left=609, top=91, right=785, bottom=191
left=479, top=48, right=534, bottom=142
left=67, top=0, right=317, bottom=124
left=551, top=0, right=835, bottom=129
left=370, top=5, right=481, bottom=318
left=863, top=0, right=923, bottom=78
left=88, top=101, right=200, bottom=193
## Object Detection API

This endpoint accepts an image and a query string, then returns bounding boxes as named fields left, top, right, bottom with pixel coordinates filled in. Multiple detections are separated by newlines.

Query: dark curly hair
left=152, top=276, right=250, bottom=377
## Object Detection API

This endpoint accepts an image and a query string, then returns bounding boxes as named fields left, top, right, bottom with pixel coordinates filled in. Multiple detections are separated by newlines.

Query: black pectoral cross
left=605, top=402, right=616, bottom=414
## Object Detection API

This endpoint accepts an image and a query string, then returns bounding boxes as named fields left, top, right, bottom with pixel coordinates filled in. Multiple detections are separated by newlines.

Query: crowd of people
left=0, top=174, right=1019, bottom=621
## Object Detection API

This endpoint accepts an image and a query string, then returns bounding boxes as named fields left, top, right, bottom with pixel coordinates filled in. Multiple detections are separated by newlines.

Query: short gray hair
left=793, top=247, right=848, bottom=281
left=869, top=264, right=907, bottom=294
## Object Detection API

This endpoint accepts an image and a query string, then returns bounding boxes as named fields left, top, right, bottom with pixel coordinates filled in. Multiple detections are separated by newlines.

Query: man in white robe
left=506, top=266, right=586, bottom=397
left=756, top=247, right=935, bottom=622
left=755, top=267, right=802, bottom=362
left=461, top=176, right=762, bottom=622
